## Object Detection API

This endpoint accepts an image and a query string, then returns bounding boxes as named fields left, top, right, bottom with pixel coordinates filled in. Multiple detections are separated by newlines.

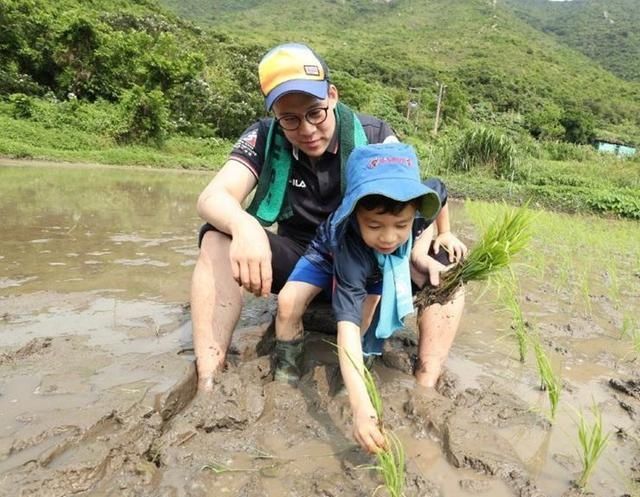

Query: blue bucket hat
left=332, top=143, right=441, bottom=227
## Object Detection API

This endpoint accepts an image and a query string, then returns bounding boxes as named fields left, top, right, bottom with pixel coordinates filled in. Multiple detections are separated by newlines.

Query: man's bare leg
left=191, top=230, right=243, bottom=392
left=415, top=288, right=465, bottom=388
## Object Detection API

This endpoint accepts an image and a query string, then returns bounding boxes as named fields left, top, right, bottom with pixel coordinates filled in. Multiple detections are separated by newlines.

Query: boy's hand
left=411, top=253, right=447, bottom=287
left=353, top=406, right=387, bottom=454
left=433, top=231, right=467, bottom=264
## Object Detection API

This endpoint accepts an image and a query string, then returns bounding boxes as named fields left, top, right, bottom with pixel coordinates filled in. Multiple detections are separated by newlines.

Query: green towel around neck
left=246, top=102, right=368, bottom=226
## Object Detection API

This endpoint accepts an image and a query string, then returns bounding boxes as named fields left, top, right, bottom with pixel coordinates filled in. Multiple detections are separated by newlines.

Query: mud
left=1, top=162, right=639, bottom=497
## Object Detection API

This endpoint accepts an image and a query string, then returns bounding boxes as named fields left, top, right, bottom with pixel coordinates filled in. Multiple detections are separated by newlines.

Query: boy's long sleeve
left=332, top=230, right=379, bottom=326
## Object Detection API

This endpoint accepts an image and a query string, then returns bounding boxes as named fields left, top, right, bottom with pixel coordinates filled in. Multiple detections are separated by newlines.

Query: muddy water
left=1, top=161, right=638, bottom=497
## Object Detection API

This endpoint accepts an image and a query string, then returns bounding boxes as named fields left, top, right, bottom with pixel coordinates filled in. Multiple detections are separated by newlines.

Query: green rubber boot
left=273, top=338, right=305, bottom=384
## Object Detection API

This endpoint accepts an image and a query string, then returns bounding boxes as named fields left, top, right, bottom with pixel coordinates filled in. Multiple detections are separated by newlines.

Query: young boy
left=274, top=142, right=467, bottom=453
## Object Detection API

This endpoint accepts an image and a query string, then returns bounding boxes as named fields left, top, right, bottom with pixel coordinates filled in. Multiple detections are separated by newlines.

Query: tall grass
left=575, top=402, right=610, bottom=490
left=446, top=126, right=518, bottom=179
left=415, top=205, right=533, bottom=311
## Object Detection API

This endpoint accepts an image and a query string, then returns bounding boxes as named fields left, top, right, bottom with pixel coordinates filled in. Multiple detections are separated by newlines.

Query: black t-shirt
left=230, top=114, right=396, bottom=245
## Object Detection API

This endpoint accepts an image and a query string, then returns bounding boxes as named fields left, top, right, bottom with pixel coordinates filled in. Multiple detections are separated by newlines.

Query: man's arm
left=197, top=158, right=258, bottom=234
left=196, top=159, right=273, bottom=296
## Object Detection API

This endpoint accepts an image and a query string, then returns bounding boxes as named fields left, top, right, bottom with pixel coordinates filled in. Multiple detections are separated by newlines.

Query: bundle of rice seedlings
left=415, top=205, right=533, bottom=312
left=576, top=402, right=610, bottom=490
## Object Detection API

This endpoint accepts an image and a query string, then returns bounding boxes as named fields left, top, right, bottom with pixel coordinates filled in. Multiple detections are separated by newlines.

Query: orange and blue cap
left=259, top=43, right=330, bottom=110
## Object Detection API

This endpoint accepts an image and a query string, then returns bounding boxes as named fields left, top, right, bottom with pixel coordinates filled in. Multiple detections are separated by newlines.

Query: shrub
left=116, top=86, right=169, bottom=146
left=587, top=190, right=640, bottom=219
left=9, top=93, right=33, bottom=119
left=540, top=141, right=596, bottom=162
left=560, top=108, right=596, bottom=145
left=525, top=105, right=564, bottom=141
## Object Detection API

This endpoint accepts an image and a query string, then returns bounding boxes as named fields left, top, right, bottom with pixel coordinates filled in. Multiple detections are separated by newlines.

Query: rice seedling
left=341, top=348, right=406, bottom=497
left=415, top=205, right=533, bottom=311
left=621, top=313, right=640, bottom=356
left=501, top=277, right=528, bottom=363
left=605, top=263, right=621, bottom=308
left=575, top=401, right=610, bottom=490
left=531, top=334, right=561, bottom=420
left=579, top=270, right=593, bottom=316
left=201, top=461, right=258, bottom=474
left=373, top=429, right=406, bottom=497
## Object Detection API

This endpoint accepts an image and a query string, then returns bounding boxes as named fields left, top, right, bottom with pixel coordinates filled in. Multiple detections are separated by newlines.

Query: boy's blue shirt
left=303, top=178, right=448, bottom=352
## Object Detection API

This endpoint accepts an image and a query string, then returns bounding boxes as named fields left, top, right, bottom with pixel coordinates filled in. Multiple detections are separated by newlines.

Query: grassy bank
left=0, top=112, right=231, bottom=170
left=2, top=109, right=638, bottom=220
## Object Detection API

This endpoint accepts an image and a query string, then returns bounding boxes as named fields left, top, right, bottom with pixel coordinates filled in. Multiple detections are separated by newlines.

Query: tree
left=560, top=108, right=595, bottom=144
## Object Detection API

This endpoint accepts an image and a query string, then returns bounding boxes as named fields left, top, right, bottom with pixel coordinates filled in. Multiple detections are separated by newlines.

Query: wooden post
left=433, top=82, right=447, bottom=136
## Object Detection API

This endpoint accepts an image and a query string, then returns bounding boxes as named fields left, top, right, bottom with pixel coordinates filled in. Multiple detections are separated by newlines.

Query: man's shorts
left=198, top=223, right=307, bottom=294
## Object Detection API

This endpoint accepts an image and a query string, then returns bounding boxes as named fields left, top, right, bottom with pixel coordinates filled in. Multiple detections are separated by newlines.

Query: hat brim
left=265, top=80, right=329, bottom=110
left=332, top=179, right=441, bottom=228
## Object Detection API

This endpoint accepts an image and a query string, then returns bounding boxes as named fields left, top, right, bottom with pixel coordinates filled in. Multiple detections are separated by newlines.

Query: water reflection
left=0, top=164, right=210, bottom=302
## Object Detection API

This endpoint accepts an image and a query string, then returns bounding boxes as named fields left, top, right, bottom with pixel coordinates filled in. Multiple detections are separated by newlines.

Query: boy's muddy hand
left=412, top=254, right=447, bottom=287
left=433, top=231, right=468, bottom=263
left=353, top=407, right=387, bottom=454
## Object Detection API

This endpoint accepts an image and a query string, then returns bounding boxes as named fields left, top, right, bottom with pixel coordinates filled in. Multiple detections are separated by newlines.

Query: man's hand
left=229, top=218, right=273, bottom=296
left=353, top=406, right=387, bottom=454
left=433, top=231, right=467, bottom=264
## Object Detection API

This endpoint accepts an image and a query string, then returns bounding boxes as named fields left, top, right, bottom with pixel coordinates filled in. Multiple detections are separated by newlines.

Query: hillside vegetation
left=505, top=0, right=640, bottom=83
left=157, top=0, right=640, bottom=144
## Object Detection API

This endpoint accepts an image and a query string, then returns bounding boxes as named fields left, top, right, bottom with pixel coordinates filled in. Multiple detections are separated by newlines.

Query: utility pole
left=432, top=81, right=447, bottom=136
left=406, top=87, right=423, bottom=135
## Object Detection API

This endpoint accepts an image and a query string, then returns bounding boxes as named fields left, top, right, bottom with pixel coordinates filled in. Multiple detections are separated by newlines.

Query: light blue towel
left=362, top=237, right=414, bottom=355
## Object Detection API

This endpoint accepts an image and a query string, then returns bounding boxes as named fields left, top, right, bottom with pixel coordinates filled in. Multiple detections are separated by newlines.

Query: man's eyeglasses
left=275, top=106, right=329, bottom=131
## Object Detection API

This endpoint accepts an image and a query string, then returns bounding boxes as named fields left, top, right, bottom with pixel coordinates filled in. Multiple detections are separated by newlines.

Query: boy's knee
left=277, top=284, right=305, bottom=321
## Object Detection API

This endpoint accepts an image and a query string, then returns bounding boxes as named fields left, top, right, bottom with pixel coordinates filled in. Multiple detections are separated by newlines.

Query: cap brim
left=332, top=179, right=441, bottom=228
left=265, top=80, right=329, bottom=110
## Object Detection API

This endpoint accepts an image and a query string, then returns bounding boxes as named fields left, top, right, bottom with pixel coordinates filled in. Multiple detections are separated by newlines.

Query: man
left=191, top=42, right=464, bottom=392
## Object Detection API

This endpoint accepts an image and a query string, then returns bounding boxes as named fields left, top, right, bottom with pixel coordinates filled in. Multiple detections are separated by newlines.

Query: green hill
left=504, top=0, right=640, bottom=83
left=157, top=0, right=640, bottom=144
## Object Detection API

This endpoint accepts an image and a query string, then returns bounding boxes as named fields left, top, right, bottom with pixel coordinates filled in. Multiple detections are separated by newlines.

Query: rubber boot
left=273, top=337, right=305, bottom=384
